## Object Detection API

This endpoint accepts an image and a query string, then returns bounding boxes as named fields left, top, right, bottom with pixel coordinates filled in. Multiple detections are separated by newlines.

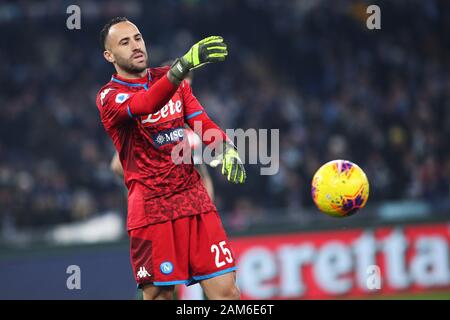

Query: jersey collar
left=111, top=69, right=152, bottom=89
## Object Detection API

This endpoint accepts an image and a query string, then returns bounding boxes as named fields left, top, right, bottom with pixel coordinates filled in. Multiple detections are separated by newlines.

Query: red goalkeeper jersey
left=96, top=67, right=226, bottom=230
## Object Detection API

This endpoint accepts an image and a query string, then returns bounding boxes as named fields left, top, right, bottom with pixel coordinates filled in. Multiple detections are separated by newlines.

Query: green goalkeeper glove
left=169, top=36, right=228, bottom=81
left=210, top=143, right=246, bottom=184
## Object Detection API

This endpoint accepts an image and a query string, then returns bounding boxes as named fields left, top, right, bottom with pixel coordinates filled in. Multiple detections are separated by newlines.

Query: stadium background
left=0, top=0, right=449, bottom=299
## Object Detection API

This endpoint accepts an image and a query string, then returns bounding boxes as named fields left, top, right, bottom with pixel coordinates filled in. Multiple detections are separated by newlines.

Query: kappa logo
left=100, top=88, right=114, bottom=105
left=137, top=266, right=151, bottom=279
left=115, top=93, right=130, bottom=103
left=160, top=261, right=174, bottom=275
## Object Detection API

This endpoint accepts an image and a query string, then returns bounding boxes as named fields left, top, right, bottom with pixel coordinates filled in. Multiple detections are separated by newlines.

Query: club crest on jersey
left=115, top=93, right=130, bottom=103
left=160, top=261, right=174, bottom=275
left=152, top=127, right=184, bottom=147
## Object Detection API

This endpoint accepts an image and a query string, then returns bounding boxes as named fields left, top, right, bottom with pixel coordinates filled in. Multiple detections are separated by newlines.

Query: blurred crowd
left=0, top=0, right=449, bottom=231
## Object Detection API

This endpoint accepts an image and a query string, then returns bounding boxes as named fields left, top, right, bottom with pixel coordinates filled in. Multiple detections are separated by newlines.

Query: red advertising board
left=179, top=222, right=450, bottom=299
left=231, top=223, right=450, bottom=299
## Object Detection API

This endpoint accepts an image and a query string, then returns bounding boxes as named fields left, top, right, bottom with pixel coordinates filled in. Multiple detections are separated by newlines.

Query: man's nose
left=130, top=40, right=141, bottom=51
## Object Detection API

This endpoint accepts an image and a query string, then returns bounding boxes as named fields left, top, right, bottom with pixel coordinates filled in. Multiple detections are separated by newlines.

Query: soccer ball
left=311, top=160, right=369, bottom=217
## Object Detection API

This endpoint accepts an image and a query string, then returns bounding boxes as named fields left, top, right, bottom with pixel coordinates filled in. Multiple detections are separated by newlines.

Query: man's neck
left=116, top=68, right=147, bottom=79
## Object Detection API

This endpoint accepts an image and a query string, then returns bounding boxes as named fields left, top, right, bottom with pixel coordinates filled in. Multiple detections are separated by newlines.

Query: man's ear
left=104, top=50, right=115, bottom=63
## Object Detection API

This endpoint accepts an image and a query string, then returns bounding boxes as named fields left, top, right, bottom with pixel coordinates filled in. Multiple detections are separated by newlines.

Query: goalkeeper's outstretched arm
left=128, top=36, right=228, bottom=117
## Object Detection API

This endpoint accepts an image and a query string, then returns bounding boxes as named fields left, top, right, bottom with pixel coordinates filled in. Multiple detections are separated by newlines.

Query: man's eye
left=121, top=42, right=128, bottom=46
left=135, top=37, right=141, bottom=41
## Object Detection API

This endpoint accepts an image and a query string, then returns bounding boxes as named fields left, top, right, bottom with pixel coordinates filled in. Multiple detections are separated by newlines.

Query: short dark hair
left=100, top=17, right=128, bottom=50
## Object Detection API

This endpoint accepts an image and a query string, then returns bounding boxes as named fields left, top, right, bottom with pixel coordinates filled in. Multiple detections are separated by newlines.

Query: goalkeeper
left=96, top=17, right=245, bottom=300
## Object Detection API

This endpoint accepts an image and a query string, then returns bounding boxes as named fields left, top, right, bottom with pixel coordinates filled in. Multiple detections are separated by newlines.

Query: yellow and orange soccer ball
left=311, top=160, right=369, bottom=217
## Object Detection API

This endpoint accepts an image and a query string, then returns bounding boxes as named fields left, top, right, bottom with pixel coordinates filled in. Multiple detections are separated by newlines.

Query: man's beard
left=116, top=54, right=148, bottom=74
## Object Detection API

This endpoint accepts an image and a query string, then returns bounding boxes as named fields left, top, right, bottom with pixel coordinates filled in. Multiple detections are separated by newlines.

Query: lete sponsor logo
left=230, top=223, right=450, bottom=299
left=141, top=98, right=183, bottom=125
